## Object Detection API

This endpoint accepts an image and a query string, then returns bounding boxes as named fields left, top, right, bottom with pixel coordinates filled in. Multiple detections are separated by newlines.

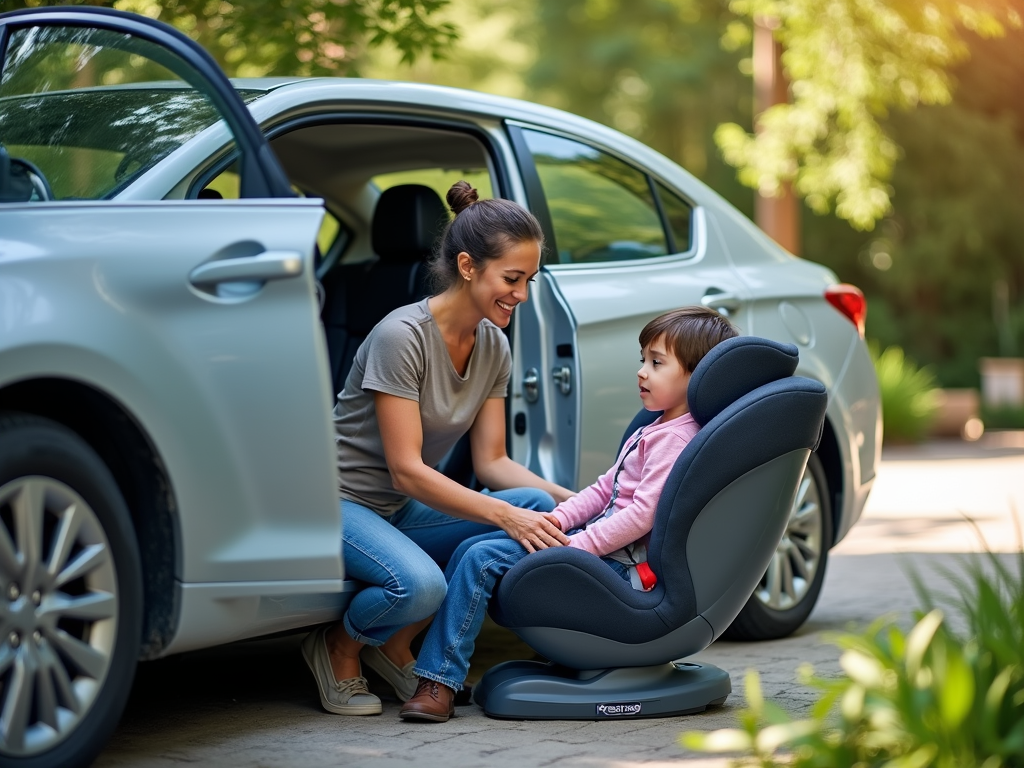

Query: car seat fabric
left=322, top=184, right=448, bottom=394
left=490, top=336, right=827, bottom=650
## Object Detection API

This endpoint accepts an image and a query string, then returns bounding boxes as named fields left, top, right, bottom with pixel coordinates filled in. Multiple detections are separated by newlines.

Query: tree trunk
left=753, top=19, right=800, bottom=255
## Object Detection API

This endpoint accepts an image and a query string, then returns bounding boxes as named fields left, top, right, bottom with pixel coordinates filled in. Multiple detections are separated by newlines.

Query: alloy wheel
left=0, top=477, right=119, bottom=757
left=752, top=464, right=824, bottom=612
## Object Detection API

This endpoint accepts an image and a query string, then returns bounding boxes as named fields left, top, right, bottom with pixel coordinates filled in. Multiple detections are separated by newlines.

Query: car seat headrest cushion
left=687, top=335, right=799, bottom=427
left=372, top=184, right=448, bottom=264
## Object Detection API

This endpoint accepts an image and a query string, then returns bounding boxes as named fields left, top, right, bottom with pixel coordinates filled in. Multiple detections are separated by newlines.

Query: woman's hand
left=499, top=505, right=570, bottom=553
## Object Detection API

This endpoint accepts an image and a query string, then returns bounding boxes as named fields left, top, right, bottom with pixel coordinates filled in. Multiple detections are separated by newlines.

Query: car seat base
left=473, top=659, right=730, bottom=720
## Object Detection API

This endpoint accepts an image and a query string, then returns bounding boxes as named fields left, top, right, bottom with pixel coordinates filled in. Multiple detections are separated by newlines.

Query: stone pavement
left=96, top=433, right=1024, bottom=768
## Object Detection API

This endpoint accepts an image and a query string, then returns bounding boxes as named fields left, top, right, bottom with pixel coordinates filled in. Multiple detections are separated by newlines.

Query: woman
left=303, top=181, right=574, bottom=716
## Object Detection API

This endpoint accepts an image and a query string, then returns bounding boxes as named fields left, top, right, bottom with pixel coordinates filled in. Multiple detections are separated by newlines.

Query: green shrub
left=681, top=549, right=1024, bottom=767
left=871, top=343, right=941, bottom=443
left=981, top=404, right=1024, bottom=430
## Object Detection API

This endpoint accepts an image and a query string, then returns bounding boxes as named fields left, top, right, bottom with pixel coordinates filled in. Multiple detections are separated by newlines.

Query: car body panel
left=0, top=201, right=342, bottom=588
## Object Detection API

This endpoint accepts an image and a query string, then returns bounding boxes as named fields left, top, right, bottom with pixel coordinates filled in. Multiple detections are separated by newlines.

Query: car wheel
left=0, top=413, right=141, bottom=768
left=722, top=452, right=832, bottom=641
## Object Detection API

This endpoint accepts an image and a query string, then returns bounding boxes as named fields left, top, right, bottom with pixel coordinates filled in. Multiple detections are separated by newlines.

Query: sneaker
left=301, top=626, right=382, bottom=716
left=399, top=677, right=456, bottom=723
left=359, top=644, right=418, bottom=702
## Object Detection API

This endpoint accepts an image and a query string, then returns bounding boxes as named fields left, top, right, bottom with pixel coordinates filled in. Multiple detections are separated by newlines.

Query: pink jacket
left=552, top=412, right=699, bottom=558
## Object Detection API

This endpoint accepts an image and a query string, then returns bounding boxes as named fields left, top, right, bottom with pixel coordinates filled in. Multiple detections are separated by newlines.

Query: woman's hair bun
left=447, top=180, right=479, bottom=215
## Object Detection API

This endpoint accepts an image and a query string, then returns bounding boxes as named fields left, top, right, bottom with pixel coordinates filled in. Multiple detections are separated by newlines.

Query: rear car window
left=372, top=168, right=493, bottom=202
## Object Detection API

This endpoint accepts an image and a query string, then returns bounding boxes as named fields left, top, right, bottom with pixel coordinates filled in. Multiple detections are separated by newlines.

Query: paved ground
left=96, top=432, right=1024, bottom=768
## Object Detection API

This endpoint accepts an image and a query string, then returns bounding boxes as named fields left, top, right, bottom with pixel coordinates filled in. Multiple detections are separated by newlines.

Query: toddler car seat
left=474, top=336, right=828, bottom=719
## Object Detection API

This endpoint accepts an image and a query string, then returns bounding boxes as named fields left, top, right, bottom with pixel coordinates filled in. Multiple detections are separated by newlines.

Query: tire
left=722, top=452, right=833, bottom=641
left=0, top=413, right=142, bottom=768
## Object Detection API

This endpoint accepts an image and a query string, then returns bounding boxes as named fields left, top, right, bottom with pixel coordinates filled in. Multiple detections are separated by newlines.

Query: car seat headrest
left=371, top=184, right=449, bottom=264
left=687, top=335, right=800, bottom=427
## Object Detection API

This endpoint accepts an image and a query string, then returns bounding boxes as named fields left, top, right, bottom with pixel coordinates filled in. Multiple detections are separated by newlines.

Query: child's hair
left=427, top=180, right=544, bottom=293
left=639, top=306, right=738, bottom=372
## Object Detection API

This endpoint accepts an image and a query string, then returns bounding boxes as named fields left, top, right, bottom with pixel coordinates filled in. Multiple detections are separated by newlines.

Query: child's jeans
left=413, top=530, right=630, bottom=692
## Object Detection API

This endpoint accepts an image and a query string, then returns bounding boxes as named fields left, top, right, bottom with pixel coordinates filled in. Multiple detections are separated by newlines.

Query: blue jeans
left=413, top=531, right=630, bottom=691
left=340, top=488, right=555, bottom=646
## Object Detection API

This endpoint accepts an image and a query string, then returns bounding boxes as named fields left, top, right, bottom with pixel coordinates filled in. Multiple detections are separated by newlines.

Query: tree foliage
left=2, top=0, right=458, bottom=76
left=523, top=0, right=754, bottom=213
left=805, top=21, right=1024, bottom=385
left=717, top=0, right=1021, bottom=230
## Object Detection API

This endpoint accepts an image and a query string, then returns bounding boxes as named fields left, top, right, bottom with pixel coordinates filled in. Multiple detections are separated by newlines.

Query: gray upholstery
left=489, top=336, right=828, bottom=668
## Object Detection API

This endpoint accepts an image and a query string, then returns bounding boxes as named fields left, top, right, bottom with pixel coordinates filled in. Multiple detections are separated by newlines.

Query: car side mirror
left=0, top=146, right=53, bottom=203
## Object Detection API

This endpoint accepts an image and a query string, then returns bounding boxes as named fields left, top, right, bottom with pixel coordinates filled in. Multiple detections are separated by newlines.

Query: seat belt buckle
left=635, top=561, right=657, bottom=590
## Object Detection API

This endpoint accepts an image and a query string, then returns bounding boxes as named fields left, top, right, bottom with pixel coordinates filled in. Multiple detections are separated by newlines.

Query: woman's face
left=462, top=239, right=541, bottom=328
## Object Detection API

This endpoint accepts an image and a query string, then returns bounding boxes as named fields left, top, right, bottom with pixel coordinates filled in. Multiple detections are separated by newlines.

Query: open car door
left=0, top=8, right=339, bottom=766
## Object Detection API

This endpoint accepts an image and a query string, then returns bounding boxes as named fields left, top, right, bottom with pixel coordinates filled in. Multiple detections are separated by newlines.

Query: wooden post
left=753, top=18, right=800, bottom=255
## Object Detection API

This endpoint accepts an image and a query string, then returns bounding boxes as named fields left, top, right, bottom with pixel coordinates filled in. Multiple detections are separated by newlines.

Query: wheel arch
left=815, top=415, right=843, bottom=550
left=0, top=377, right=180, bottom=659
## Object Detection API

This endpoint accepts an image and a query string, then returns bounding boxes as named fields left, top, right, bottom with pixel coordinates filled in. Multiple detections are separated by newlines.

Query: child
left=399, top=306, right=738, bottom=722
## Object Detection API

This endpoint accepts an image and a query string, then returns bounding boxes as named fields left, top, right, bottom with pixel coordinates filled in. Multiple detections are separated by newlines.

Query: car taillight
left=825, top=284, right=866, bottom=338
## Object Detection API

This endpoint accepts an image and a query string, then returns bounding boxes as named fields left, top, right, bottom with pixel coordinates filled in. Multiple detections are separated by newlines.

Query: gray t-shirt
left=334, top=299, right=511, bottom=516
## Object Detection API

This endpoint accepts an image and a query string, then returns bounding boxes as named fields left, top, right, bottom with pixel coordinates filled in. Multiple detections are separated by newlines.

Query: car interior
left=196, top=121, right=501, bottom=487
left=198, top=122, right=497, bottom=392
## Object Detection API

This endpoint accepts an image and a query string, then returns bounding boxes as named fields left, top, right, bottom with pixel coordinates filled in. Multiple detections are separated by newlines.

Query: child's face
left=638, top=336, right=692, bottom=420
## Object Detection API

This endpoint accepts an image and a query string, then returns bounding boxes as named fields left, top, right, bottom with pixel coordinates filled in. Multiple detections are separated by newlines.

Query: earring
left=463, top=274, right=471, bottom=281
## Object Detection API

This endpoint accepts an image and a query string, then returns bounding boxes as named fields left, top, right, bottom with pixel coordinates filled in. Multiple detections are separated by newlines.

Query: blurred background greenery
left=7, top=0, right=1024, bottom=395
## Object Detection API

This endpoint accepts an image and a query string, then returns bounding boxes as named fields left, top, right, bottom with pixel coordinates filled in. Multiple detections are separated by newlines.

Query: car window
left=372, top=168, right=493, bottom=203
left=521, top=129, right=668, bottom=264
left=0, top=24, right=261, bottom=202
left=655, top=181, right=693, bottom=254
left=200, top=160, right=348, bottom=258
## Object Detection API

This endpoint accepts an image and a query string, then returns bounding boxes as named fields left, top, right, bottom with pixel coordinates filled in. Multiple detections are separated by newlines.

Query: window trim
left=505, top=120, right=702, bottom=270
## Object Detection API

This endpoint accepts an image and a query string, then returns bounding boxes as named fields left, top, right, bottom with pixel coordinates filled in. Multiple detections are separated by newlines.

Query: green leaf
left=906, top=609, right=944, bottom=678
left=679, top=728, right=753, bottom=752
left=938, top=645, right=974, bottom=729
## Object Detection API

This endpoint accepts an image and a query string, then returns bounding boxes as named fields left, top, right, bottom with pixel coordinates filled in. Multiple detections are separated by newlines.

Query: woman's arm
left=468, top=397, right=575, bottom=503
left=376, top=392, right=569, bottom=552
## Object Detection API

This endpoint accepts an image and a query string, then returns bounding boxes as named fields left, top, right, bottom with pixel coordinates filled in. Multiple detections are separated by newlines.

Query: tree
left=521, top=0, right=755, bottom=217
left=2, top=0, right=458, bottom=76
left=803, top=21, right=1024, bottom=385
left=715, top=0, right=1022, bottom=230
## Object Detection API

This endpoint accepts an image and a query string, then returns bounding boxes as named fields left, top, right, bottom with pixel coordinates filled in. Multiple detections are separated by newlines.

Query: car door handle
left=701, top=289, right=741, bottom=317
left=189, top=251, right=304, bottom=286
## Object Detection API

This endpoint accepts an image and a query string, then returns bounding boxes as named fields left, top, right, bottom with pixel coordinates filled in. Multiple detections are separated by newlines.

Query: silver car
left=0, top=6, right=881, bottom=766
